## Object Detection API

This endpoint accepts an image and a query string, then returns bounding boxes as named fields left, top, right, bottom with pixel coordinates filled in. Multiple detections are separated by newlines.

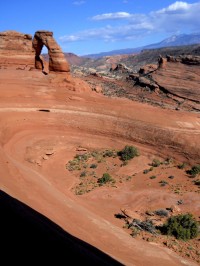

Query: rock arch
left=32, top=30, right=70, bottom=73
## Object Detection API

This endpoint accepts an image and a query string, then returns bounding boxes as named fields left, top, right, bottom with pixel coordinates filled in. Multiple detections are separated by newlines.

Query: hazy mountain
left=144, top=33, right=200, bottom=49
left=83, top=33, right=200, bottom=58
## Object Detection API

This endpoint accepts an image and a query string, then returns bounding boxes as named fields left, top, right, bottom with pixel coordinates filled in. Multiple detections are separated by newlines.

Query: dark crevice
left=38, top=109, right=50, bottom=112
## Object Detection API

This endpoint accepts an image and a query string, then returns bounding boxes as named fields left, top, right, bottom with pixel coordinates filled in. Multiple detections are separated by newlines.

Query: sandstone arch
left=32, top=30, right=70, bottom=73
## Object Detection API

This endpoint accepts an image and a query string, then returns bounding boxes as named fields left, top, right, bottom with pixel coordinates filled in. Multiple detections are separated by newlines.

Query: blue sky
left=0, top=1, right=199, bottom=55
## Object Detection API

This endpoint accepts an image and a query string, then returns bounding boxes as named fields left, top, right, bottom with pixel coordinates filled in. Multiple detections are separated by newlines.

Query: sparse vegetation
left=143, top=167, right=154, bottom=174
left=163, top=157, right=174, bottom=165
left=186, top=165, right=200, bottom=177
left=159, top=180, right=168, bottom=187
left=118, top=145, right=139, bottom=161
left=154, top=209, right=169, bottom=217
left=160, top=213, right=199, bottom=240
left=149, top=175, right=156, bottom=179
left=90, top=163, right=97, bottom=169
left=80, top=171, right=87, bottom=177
left=177, top=162, right=187, bottom=169
left=193, top=179, right=200, bottom=186
left=151, top=159, right=161, bottom=167
left=127, top=219, right=157, bottom=236
left=97, top=173, right=114, bottom=185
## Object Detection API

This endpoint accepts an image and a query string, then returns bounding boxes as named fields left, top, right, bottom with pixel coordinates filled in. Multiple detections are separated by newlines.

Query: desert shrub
left=163, top=157, right=174, bottom=165
left=75, top=153, right=91, bottom=161
left=193, top=179, right=200, bottom=186
left=143, top=169, right=149, bottom=174
left=118, top=145, right=139, bottom=161
left=186, top=165, right=200, bottom=177
left=161, top=213, right=199, bottom=240
left=168, top=175, right=175, bottom=179
left=80, top=171, right=87, bottom=177
left=103, top=149, right=117, bottom=158
left=143, top=167, right=154, bottom=174
left=97, top=173, right=113, bottom=185
left=177, top=162, right=187, bottom=169
left=159, top=180, right=168, bottom=187
left=128, top=219, right=157, bottom=235
left=154, top=209, right=169, bottom=217
left=149, top=175, right=156, bottom=179
left=151, top=159, right=161, bottom=167
left=90, top=163, right=97, bottom=169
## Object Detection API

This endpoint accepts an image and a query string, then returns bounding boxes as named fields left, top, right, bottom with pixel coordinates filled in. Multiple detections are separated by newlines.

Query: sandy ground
left=0, top=69, right=199, bottom=265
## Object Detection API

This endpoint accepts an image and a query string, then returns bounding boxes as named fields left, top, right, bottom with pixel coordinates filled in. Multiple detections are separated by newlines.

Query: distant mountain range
left=83, top=33, right=200, bottom=58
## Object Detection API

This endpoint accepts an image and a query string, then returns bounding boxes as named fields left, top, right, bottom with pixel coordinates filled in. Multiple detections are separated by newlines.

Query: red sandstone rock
left=0, top=30, right=35, bottom=69
left=33, top=30, right=70, bottom=73
left=0, top=30, right=70, bottom=74
left=153, top=55, right=200, bottom=102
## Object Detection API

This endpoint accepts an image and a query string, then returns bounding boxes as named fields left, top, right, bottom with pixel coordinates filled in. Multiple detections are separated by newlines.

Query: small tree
left=161, top=213, right=199, bottom=240
left=118, top=145, right=139, bottom=161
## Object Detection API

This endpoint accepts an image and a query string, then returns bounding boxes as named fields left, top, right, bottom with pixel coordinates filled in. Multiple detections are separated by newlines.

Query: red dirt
left=0, top=68, right=199, bottom=265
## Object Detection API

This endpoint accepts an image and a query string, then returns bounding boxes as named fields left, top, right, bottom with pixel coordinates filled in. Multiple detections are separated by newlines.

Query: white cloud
left=92, top=12, right=132, bottom=20
left=73, top=1, right=86, bottom=5
left=156, top=1, right=190, bottom=14
left=60, top=1, right=200, bottom=43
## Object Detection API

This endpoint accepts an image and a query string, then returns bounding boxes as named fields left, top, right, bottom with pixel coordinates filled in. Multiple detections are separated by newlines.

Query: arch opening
left=32, top=30, right=70, bottom=74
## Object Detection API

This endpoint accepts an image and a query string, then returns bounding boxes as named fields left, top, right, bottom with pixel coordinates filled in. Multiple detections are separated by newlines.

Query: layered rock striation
left=32, top=30, right=70, bottom=73
left=129, top=55, right=200, bottom=104
left=0, top=30, right=69, bottom=73
left=153, top=55, right=200, bottom=103
left=0, top=31, right=35, bottom=69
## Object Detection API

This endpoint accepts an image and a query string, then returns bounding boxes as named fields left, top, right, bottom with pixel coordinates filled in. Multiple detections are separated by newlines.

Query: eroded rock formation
left=152, top=55, right=200, bottom=102
left=32, top=30, right=70, bottom=73
left=0, top=31, right=35, bottom=69
left=130, top=55, right=200, bottom=104
left=0, top=30, right=70, bottom=73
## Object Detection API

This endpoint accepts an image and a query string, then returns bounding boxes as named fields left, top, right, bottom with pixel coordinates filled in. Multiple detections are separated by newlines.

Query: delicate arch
left=32, top=31, right=70, bottom=73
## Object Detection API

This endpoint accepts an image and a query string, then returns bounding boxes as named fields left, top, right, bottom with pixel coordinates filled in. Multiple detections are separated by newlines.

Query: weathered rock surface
left=127, top=55, right=200, bottom=107
left=33, top=30, right=70, bottom=72
left=152, top=55, right=200, bottom=102
left=0, top=30, right=70, bottom=73
left=0, top=30, right=35, bottom=69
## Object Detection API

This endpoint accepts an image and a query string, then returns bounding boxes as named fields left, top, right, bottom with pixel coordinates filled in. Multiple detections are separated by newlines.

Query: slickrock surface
left=0, top=31, right=199, bottom=266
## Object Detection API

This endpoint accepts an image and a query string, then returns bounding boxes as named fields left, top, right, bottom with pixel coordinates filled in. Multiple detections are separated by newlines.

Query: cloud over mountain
left=60, top=1, right=200, bottom=43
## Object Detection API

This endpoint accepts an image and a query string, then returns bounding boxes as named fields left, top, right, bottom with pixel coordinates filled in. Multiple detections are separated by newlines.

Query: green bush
left=80, top=171, right=87, bottom=177
left=97, top=173, right=113, bottom=185
left=161, top=213, right=199, bottom=240
left=177, top=162, right=187, bottom=169
left=118, top=145, right=139, bottom=161
left=186, top=165, right=200, bottom=177
left=90, top=163, right=97, bottom=169
left=151, top=159, right=161, bottom=167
